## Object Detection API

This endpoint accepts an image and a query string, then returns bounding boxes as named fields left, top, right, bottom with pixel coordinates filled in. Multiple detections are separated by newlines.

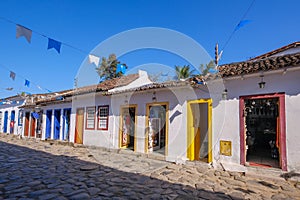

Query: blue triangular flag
left=235, top=20, right=252, bottom=31
left=24, top=79, right=30, bottom=87
left=116, top=64, right=126, bottom=74
left=47, top=38, right=61, bottom=53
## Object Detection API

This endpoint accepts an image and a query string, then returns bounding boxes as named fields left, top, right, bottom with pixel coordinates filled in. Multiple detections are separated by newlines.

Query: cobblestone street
left=0, top=134, right=299, bottom=200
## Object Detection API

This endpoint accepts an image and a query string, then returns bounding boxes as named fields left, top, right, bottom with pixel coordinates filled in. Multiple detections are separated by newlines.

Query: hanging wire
left=0, top=16, right=97, bottom=96
left=220, top=0, right=256, bottom=54
left=0, top=16, right=91, bottom=55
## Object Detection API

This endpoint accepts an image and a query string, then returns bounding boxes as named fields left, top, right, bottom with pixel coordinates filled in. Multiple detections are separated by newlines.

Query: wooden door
left=30, top=116, right=36, bottom=137
left=187, top=99, right=212, bottom=162
left=24, top=112, right=30, bottom=137
left=75, top=108, right=84, bottom=144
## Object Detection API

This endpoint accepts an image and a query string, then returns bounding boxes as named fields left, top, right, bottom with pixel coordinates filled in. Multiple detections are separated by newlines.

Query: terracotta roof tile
left=249, top=41, right=300, bottom=60
left=105, top=80, right=203, bottom=95
left=72, top=73, right=139, bottom=95
left=218, top=52, right=300, bottom=77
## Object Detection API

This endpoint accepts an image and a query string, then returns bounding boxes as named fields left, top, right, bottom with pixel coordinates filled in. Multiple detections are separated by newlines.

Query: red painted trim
left=279, top=95, right=287, bottom=171
left=97, top=105, right=109, bottom=131
left=239, top=98, right=246, bottom=165
left=85, top=106, right=96, bottom=130
left=239, top=92, right=287, bottom=171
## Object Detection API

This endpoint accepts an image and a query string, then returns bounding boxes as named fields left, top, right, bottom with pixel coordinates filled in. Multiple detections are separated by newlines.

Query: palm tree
left=175, top=65, right=195, bottom=80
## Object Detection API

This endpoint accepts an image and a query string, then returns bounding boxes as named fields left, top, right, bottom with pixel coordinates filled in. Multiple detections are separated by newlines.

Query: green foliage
left=95, top=54, right=126, bottom=81
left=175, top=65, right=195, bottom=80
left=199, top=60, right=216, bottom=76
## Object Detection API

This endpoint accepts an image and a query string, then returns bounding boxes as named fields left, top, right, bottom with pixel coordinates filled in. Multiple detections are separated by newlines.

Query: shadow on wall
left=0, top=140, right=244, bottom=199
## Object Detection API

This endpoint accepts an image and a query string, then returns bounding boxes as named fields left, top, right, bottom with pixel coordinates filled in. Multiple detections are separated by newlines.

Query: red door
left=30, top=116, right=36, bottom=137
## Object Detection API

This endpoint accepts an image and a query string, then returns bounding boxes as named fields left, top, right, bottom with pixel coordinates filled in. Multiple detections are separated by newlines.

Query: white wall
left=213, top=68, right=300, bottom=170
left=0, top=100, right=25, bottom=135
left=69, top=84, right=213, bottom=163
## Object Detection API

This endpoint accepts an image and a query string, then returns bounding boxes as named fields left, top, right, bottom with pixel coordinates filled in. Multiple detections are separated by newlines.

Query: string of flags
left=15, top=23, right=62, bottom=53
left=3, top=16, right=118, bottom=64
left=0, top=16, right=127, bottom=98
left=3, top=63, right=52, bottom=92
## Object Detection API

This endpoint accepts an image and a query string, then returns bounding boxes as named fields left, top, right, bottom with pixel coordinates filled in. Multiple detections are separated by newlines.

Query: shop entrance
left=119, top=105, right=137, bottom=151
left=187, top=99, right=212, bottom=163
left=146, top=103, right=168, bottom=156
left=240, top=93, right=287, bottom=170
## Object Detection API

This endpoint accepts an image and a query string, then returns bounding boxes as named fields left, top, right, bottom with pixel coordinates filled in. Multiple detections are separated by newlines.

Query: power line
left=0, top=16, right=91, bottom=55
left=220, top=0, right=256, bottom=54
left=0, top=16, right=96, bottom=97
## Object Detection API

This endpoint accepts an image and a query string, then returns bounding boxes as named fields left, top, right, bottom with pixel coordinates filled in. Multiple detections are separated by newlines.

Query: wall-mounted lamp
left=222, top=89, right=228, bottom=100
left=258, top=75, right=266, bottom=89
left=152, top=91, right=157, bottom=102
left=124, top=95, right=128, bottom=104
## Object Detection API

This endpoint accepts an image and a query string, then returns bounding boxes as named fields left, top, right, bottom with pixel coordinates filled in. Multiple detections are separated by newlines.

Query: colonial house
left=214, top=41, right=300, bottom=172
left=69, top=69, right=214, bottom=164
left=5, top=41, right=299, bottom=173
left=0, top=95, right=26, bottom=135
left=20, top=90, right=72, bottom=139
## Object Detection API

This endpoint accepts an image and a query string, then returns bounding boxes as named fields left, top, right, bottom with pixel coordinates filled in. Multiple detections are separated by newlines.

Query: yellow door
left=75, top=108, right=84, bottom=144
left=187, top=99, right=212, bottom=162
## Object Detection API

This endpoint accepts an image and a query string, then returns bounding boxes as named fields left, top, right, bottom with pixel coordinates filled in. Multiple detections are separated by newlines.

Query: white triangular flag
left=88, top=54, right=100, bottom=66
left=16, top=25, right=32, bottom=43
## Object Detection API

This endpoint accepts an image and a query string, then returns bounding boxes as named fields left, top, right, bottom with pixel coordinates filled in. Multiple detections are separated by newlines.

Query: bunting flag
left=116, top=64, right=126, bottom=74
left=234, top=20, right=252, bottom=31
left=9, top=71, right=16, bottom=80
left=16, top=24, right=32, bottom=43
left=24, top=79, right=30, bottom=87
left=88, top=54, right=100, bottom=66
left=48, top=38, right=61, bottom=53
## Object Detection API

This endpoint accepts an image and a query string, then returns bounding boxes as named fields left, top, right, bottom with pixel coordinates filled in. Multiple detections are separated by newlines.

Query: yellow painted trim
left=119, top=104, right=138, bottom=152
left=187, top=99, right=213, bottom=162
left=145, top=102, right=169, bottom=156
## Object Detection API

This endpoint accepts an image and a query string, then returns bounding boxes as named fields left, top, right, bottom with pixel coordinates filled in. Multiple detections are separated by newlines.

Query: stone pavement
left=0, top=134, right=299, bottom=200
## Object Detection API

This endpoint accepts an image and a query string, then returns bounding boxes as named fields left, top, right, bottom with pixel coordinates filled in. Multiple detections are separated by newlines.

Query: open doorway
left=240, top=93, right=287, bottom=170
left=54, top=109, right=61, bottom=140
left=120, top=105, right=137, bottom=151
left=24, top=112, right=30, bottom=137
left=244, top=98, right=279, bottom=168
left=45, top=110, right=52, bottom=139
left=63, top=108, right=71, bottom=141
left=187, top=99, right=212, bottom=163
left=146, top=103, right=168, bottom=156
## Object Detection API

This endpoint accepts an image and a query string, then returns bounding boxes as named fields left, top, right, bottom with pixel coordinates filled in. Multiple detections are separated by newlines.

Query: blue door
left=62, top=108, right=71, bottom=141
left=54, top=109, right=61, bottom=140
left=3, top=111, right=8, bottom=133
left=46, top=110, right=52, bottom=139
left=10, top=110, right=15, bottom=134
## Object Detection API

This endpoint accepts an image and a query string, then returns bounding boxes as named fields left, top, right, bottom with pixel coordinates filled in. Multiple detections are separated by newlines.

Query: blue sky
left=0, top=0, right=299, bottom=98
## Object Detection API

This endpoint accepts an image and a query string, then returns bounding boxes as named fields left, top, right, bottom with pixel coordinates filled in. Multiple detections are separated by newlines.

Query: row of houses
left=0, top=42, right=300, bottom=172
